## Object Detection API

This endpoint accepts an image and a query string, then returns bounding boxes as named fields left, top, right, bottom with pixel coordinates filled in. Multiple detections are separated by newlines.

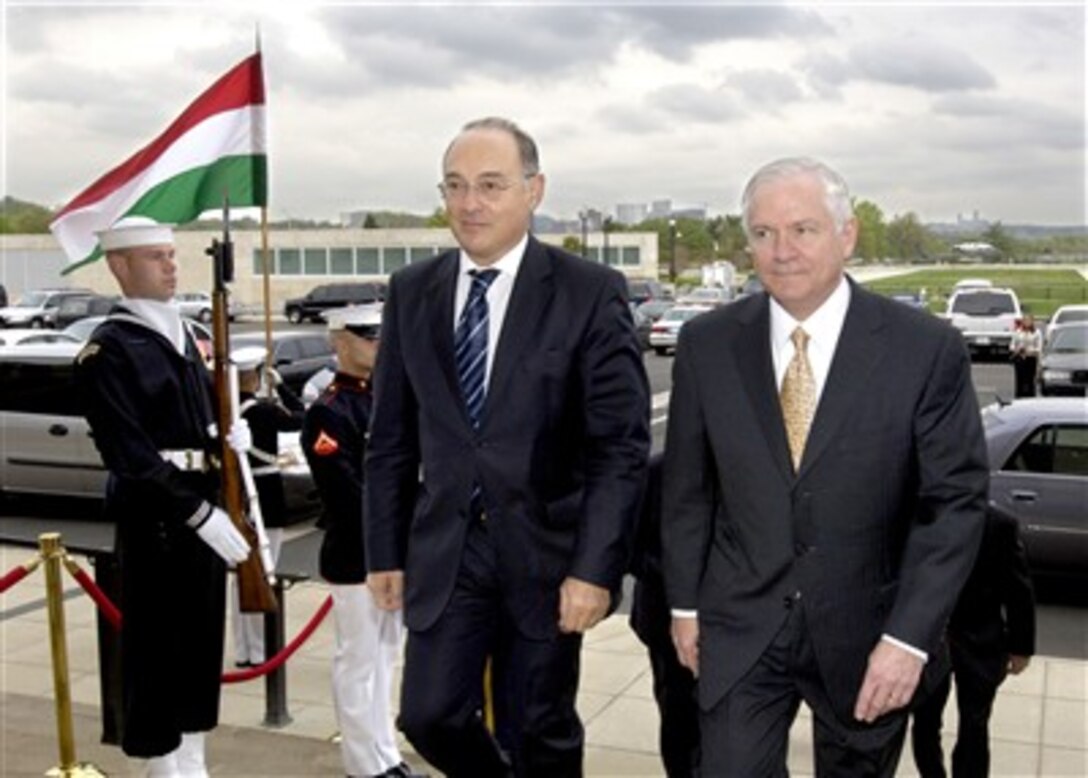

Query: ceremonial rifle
left=207, top=199, right=278, bottom=613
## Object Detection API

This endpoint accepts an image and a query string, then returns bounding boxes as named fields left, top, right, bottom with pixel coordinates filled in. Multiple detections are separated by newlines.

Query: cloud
left=646, top=84, right=742, bottom=124
left=725, top=69, right=805, bottom=108
left=848, top=38, right=996, bottom=92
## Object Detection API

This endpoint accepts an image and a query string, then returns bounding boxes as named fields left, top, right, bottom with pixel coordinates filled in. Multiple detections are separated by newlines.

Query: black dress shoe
left=233, top=660, right=254, bottom=669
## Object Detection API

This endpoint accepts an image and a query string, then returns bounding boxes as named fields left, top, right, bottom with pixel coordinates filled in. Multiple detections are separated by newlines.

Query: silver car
left=648, top=305, right=713, bottom=356
left=982, top=397, right=1088, bottom=582
left=0, top=343, right=318, bottom=521
left=1038, top=322, right=1088, bottom=397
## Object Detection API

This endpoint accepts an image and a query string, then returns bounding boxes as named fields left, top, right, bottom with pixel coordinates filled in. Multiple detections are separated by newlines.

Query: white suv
left=943, top=287, right=1022, bottom=360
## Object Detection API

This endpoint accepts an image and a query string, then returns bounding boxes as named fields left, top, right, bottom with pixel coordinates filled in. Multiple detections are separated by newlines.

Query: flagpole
left=260, top=206, right=274, bottom=383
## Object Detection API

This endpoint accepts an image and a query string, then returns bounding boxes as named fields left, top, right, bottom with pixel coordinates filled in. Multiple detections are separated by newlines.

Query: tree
left=886, top=212, right=940, bottom=261
left=852, top=199, right=886, bottom=262
left=425, top=207, right=450, bottom=228
left=362, top=213, right=379, bottom=229
left=561, top=236, right=582, bottom=255
left=982, top=222, right=1018, bottom=261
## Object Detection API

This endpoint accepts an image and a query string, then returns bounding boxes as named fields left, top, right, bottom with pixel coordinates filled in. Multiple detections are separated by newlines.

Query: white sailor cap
left=326, top=304, right=382, bottom=338
left=97, top=216, right=175, bottom=251
left=231, top=345, right=267, bottom=372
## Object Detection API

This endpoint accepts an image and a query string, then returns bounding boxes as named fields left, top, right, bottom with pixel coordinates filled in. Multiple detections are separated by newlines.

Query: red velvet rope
left=0, top=564, right=32, bottom=595
left=59, top=554, right=334, bottom=686
left=66, top=563, right=122, bottom=630
left=221, top=595, right=333, bottom=683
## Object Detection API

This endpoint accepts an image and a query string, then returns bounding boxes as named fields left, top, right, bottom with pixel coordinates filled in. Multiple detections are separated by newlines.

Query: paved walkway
left=2, top=542, right=1085, bottom=776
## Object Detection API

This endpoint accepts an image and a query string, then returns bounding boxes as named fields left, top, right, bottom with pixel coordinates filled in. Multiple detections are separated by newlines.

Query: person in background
left=910, top=504, right=1036, bottom=778
left=662, top=158, right=988, bottom=777
left=227, top=345, right=305, bottom=668
left=365, top=116, right=650, bottom=776
left=629, top=453, right=700, bottom=777
left=302, top=306, right=424, bottom=778
left=1010, top=313, right=1042, bottom=398
left=74, top=216, right=251, bottom=777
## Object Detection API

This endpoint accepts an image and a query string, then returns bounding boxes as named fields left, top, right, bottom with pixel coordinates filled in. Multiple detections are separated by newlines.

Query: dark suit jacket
left=948, top=503, right=1036, bottom=684
left=365, top=236, right=651, bottom=639
left=661, top=280, right=989, bottom=722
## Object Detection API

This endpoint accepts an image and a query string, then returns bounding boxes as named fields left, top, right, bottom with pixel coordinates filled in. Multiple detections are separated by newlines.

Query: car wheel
left=287, top=308, right=303, bottom=324
left=29, top=318, right=44, bottom=329
left=654, top=347, right=669, bottom=356
left=198, top=309, right=212, bottom=323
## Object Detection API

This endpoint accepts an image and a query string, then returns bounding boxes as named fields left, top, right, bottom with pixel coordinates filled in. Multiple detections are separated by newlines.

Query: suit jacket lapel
left=425, top=252, right=468, bottom=424
left=798, top=283, right=885, bottom=477
left=734, top=296, right=795, bottom=485
left=482, top=236, right=554, bottom=427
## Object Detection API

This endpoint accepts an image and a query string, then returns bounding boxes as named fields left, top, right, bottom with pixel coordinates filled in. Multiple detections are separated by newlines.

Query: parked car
left=625, top=277, right=668, bottom=306
left=648, top=305, right=713, bottom=355
left=0, top=329, right=80, bottom=347
left=889, top=292, right=926, bottom=310
left=0, top=288, right=94, bottom=329
left=953, top=278, right=994, bottom=291
left=0, top=342, right=319, bottom=520
left=0, top=283, right=7, bottom=309
left=942, top=287, right=1022, bottom=360
left=982, top=397, right=1087, bottom=582
left=677, top=286, right=732, bottom=307
left=52, top=294, right=118, bottom=330
left=1038, top=323, right=1088, bottom=397
left=737, top=274, right=764, bottom=298
left=1044, top=304, right=1088, bottom=343
left=229, top=330, right=336, bottom=395
left=283, top=282, right=385, bottom=324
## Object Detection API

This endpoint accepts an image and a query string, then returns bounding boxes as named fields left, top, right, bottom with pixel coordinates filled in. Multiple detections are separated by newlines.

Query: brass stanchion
left=39, top=532, right=106, bottom=778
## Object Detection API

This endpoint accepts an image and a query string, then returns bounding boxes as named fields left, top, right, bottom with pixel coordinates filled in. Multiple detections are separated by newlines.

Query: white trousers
left=331, top=583, right=404, bottom=777
left=229, top=528, right=283, bottom=665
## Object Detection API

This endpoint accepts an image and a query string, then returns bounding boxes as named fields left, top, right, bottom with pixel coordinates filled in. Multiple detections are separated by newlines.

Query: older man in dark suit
left=365, top=117, right=650, bottom=777
left=662, top=157, right=989, bottom=776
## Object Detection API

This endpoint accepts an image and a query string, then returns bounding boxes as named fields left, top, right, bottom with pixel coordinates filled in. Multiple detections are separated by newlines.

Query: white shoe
left=146, top=751, right=181, bottom=778
left=175, top=732, right=210, bottom=778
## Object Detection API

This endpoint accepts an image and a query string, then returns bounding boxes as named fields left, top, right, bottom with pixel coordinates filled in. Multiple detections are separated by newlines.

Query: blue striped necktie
left=455, top=268, right=499, bottom=428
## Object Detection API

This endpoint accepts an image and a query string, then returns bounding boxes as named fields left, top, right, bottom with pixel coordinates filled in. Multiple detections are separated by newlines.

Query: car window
left=298, top=336, right=333, bottom=359
left=274, top=340, right=303, bottom=362
left=0, top=359, right=79, bottom=416
left=1003, top=424, right=1088, bottom=476
left=1047, top=327, right=1088, bottom=354
left=950, top=292, right=1016, bottom=315
left=1054, top=310, right=1088, bottom=326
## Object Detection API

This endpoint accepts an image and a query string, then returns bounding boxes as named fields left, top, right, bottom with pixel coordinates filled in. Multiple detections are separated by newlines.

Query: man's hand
left=853, top=639, right=924, bottom=723
left=195, top=507, right=250, bottom=565
left=558, top=577, right=610, bottom=633
left=227, top=418, right=252, bottom=456
left=1008, top=654, right=1031, bottom=675
left=366, top=570, right=404, bottom=611
left=671, top=616, right=699, bottom=677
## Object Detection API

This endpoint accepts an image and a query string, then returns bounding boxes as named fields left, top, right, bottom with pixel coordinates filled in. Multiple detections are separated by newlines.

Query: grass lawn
left=862, top=266, right=1088, bottom=318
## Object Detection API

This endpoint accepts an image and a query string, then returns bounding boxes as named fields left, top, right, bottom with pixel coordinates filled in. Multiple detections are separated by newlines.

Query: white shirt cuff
left=670, top=609, right=697, bottom=619
left=882, top=633, right=928, bottom=662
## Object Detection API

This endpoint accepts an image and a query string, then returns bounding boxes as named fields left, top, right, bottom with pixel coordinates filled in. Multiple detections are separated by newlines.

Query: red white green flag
left=50, top=52, right=268, bottom=271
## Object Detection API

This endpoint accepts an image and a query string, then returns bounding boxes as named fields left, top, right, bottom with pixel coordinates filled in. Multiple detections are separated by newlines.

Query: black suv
left=229, top=331, right=336, bottom=395
left=625, top=277, right=668, bottom=305
left=283, top=282, right=385, bottom=324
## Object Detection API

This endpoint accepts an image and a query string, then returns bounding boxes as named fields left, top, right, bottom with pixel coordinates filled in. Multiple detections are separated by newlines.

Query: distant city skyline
left=5, top=1, right=1086, bottom=226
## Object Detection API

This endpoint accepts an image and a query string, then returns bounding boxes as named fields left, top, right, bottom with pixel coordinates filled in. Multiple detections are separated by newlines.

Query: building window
left=304, top=248, right=328, bottom=275
left=587, top=247, right=601, bottom=263
left=603, top=247, right=619, bottom=266
left=330, top=248, right=354, bottom=275
left=252, top=248, right=274, bottom=275
left=410, top=247, right=435, bottom=264
left=622, top=246, right=641, bottom=266
left=357, top=248, right=380, bottom=274
left=279, top=248, right=301, bottom=275
left=383, top=247, right=407, bottom=273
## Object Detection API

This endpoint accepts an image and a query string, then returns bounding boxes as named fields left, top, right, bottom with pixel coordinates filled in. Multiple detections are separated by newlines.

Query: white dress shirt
left=453, top=233, right=528, bottom=389
left=123, top=298, right=185, bottom=355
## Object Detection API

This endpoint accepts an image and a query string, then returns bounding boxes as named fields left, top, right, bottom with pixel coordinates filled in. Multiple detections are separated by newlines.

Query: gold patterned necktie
left=780, top=327, right=816, bottom=472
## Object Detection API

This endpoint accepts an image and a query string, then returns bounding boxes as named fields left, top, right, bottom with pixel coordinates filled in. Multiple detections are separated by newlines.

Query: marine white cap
left=97, top=216, right=175, bottom=251
left=326, top=304, right=382, bottom=337
left=231, top=345, right=267, bottom=372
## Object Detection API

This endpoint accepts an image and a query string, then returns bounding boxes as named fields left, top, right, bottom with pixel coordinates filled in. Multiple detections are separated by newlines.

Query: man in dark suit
left=662, top=157, right=989, bottom=776
left=365, top=117, right=650, bottom=777
left=911, top=504, right=1036, bottom=778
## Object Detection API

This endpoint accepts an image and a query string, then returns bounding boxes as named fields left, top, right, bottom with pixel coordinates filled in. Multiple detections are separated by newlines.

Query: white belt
left=251, top=465, right=279, bottom=476
left=161, top=449, right=209, bottom=472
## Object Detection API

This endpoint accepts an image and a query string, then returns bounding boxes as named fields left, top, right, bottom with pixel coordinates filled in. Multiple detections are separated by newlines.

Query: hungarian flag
left=50, top=52, right=268, bottom=271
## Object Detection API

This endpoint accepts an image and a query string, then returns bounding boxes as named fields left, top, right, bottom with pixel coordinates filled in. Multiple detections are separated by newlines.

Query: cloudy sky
left=4, top=1, right=1085, bottom=226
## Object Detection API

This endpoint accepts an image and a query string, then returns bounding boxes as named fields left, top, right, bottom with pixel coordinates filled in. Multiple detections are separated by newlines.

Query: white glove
left=263, top=366, right=283, bottom=388
left=196, top=508, right=250, bottom=564
left=227, top=418, right=252, bottom=455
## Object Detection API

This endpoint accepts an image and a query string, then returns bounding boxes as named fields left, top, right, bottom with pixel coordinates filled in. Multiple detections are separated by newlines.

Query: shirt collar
left=458, top=233, right=528, bottom=281
left=120, top=297, right=185, bottom=354
left=769, top=275, right=851, bottom=351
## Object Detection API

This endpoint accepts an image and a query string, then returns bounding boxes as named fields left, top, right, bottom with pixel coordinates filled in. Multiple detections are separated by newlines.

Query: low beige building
left=2, top=227, right=659, bottom=314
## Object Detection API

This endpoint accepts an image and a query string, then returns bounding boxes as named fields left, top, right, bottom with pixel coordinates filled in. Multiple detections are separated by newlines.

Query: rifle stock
left=207, top=206, right=278, bottom=614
